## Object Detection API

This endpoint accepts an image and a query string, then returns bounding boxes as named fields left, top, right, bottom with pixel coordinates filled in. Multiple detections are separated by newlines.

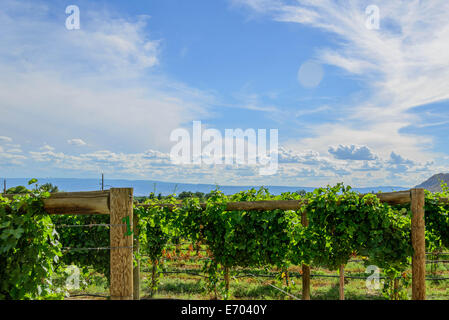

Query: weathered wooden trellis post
left=133, top=212, right=140, bottom=300
left=301, top=209, right=311, bottom=300
left=411, top=188, right=426, bottom=300
left=339, top=265, right=345, bottom=300
left=109, top=188, right=134, bottom=300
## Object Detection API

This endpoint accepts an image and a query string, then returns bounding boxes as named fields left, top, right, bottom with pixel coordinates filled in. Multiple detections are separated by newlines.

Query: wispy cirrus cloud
left=0, top=0, right=215, bottom=154
left=231, top=0, right=449, bottom=183
left=0, top=137, right=26, bottom=166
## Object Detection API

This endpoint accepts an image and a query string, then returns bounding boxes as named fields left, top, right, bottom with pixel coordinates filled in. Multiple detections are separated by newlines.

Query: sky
left=0, top=0, right=449, bottom=187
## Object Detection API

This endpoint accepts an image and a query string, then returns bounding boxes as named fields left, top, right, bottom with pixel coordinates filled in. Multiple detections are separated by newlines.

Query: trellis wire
left=153, top=268, right=449, bottom=281
left=143, top=254, right=449, bottom=264
left=68, top=293, right=109, bottom=298
left=55, top=223, right=127, bottom=228
left=62, top=246, right=133, bottom=252
left=141, top=256, right=212, bottom=263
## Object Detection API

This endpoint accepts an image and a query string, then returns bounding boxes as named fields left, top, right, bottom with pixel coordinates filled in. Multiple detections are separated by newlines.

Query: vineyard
left=1, top=180, right=449, bottom=300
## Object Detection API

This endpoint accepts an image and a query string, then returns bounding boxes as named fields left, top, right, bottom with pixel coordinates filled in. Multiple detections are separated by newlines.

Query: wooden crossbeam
left=2, top=190, right=110, bottom=215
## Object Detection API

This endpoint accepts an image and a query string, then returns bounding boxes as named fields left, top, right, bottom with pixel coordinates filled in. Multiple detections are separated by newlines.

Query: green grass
left=53, top=251, right=449, bottom=300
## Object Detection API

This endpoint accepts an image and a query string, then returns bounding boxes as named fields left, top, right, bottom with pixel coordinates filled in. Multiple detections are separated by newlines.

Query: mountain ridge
left=415, top=173, right=449, bottom=192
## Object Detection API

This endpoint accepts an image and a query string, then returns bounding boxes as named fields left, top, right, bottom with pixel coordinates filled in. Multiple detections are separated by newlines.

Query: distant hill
left=415, top=173, right=449, bottom=192
left=2, top=178, right=408, bottom=197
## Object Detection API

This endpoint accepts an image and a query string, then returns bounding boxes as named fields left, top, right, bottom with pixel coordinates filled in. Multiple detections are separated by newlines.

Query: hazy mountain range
left=2, top=178, right=409, bottom=197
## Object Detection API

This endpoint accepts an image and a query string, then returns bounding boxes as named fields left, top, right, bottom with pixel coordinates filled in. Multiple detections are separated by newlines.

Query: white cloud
left=353, top=160, right=383, bottom=172
left=0, top=144, right=26, bottom=166
left=68, top=139, right=87, bottom=146
left=40, top=145, right=55, bottom=152
left=387, top=152, right=414, bottom=167
left=0, top=136, right=13, bottom=143
left=0, top=135, right=25, bottom=166
left=29, top=147, right=173, bottom=176
left=6, top=148, right=22, bottom=153
left=328, top=144, right=377, bottom=161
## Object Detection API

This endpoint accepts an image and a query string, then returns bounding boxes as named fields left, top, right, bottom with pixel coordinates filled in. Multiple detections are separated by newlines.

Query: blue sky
left=1, top=0, right=449, bottom=187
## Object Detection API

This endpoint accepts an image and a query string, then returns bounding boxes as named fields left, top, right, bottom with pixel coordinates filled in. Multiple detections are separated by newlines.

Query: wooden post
left=339, top=265, right=345, bottom=300
left=224, top=267, right=230, bottom=294
left=411, top=188, right=426, bottom=300
left=133, top=212, right=140, bottom=300
left=110, top=188, right=134, bottom=300
left=393, top=278, right=399, bottom=300
left=151, top=264, right=157, bottom=297
left=301, top=210, right=311, bottom=300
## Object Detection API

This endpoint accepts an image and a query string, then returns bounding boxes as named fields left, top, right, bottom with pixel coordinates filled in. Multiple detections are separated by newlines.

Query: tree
left=40, top=183, right=59, bottom=193
left=194, top=192, right=205, bottom=201
left=178, top=191, right=194, bottom=200
left=178, top=191, right=205, bottom=201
